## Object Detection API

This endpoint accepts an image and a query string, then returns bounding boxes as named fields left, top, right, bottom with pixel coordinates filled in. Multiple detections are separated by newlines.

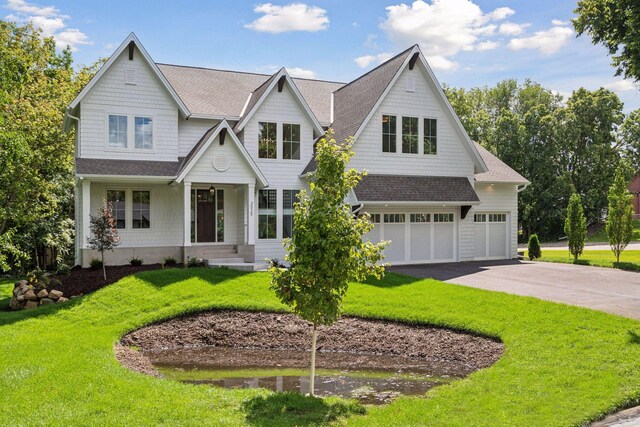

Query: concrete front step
left=207, top=261, right=269, bottom=272
left=206, top=257, right=245, bottom=264
left=200, top=252, right=242, bottom=259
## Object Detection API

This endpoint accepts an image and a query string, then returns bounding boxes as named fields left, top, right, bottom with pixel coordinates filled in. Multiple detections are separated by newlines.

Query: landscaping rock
left=16, top=295, right=24, bottom=302
left=25, top=301, right=38, bottom=309
left=37, top=289, right=49, bottom=299
left=39, top=298, right=54, bottom=306
left=57, top=297, right=69, bottom=303
left=49, top=290, right=63, bottom=300
left=9, top=298, right=21, bottom=310
left=15, top=280, right=27, bottom=288
left=24, top=290, right=37, bottom=301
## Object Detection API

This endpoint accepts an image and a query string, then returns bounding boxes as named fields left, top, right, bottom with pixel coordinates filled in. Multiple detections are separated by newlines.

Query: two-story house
left=64, top=33, right=528, bottom=269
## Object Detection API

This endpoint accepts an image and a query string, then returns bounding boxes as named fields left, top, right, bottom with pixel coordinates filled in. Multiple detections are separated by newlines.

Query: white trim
left=76, top=174, right=174, bottom=182
left=66, top=33, right=189, bottom=119
left=362, top=200, right=480, bottom=206
left=174, top=119, right=268, bottom=187
left=348, top=46, right=487, bottom=173
left=239, top=94, right=252, bottom=117
left=104, top=112, right=157, bottom=153
left=189, top=113, right=241, bottom=121
left=234, top=68, right=324, bottom=136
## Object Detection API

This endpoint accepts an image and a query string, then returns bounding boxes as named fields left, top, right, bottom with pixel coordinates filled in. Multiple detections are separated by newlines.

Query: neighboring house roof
left=354, top=174, right=480, bottom=204
left=174, top=119, right=268, bottom=187
left=473, top=142, right=529, bottom=185
left=157, top=63, right=343, bottom=125
left=66, top=33, right=189, bottom=131
left=233, top=68, right=324, bottom=135
left=75, top=158, right=181, bottom=177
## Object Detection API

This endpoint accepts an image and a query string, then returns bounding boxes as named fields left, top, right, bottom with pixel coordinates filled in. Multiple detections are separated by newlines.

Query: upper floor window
left=258, top=189, right=277, bottom=239
left=108, top=115, right=128, bottom=148
left=258, top=122, right=277, bottom=159
left=382, top=115, right=396, bottom=153
left=424, top=118, right=437, bottom=155
left=134, top=117, right=153, bottom=150
left=132, top=190, right=151, bottom=229
left=282, top=189, right=300, bottom=239
left=402, top=116, right=418, bottom=154
left=283, top=123, right=301, bottom=160
left=106, top=190, right=126, bottom=229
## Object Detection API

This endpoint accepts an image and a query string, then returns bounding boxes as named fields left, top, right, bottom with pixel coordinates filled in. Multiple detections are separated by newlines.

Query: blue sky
left=4, top=0, right=639, bottom=111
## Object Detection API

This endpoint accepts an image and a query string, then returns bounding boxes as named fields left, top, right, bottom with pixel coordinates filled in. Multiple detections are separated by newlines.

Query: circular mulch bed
left=118, top=310, right=503, bottom=377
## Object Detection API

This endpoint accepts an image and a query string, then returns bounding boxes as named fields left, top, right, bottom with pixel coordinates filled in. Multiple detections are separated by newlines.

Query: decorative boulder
left=25, top=301, right=38, bottom=309
left=40, top=298, right=54, bottom=306
left=49, top=290, right=63, bottom=300
left=24, top=290, right=37, bottom=301
left=37, top=289, right=49, bottom=299
left=57, top=297, right=69, bottom=303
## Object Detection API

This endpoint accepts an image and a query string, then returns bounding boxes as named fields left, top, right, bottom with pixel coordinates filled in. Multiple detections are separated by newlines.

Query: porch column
left=183, top=182, right=191, bottom=247
left=247, top=182, right=256, bottom=244
left=82, top=179, right=91, bottom=249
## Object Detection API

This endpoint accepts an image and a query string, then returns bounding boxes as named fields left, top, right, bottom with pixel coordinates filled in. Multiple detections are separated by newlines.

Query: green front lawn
left=0, top=268, right=639, bottom=426
left=533, top=249, right=640, bottom=271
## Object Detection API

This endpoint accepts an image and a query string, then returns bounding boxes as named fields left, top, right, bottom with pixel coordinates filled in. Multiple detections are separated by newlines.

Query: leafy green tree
left=87, top=202, right=121, bottom=280
left=621, top=109, right=640, bottom=170
left=606, top=164, right=635, bottom=263
left=574, top=0, right=640, bottom=81
left=527, top=234, right=541, bottom=260
left=565, top=193, right=587, bottom=261
left=269, top=130, right=387, bottom=397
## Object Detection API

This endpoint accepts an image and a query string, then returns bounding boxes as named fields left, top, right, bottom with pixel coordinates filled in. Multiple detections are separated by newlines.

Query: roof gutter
left=517, top=183, right=530, bottom=193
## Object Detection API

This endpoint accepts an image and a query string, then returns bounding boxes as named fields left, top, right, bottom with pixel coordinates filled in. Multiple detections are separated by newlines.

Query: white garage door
left=474, top=213, right=509, bottom=260
left=364, top=212, right=456, bottom=264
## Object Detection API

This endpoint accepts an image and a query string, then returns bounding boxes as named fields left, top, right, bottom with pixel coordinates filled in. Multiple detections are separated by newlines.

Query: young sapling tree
left=87, top=201, right=121, bottom=280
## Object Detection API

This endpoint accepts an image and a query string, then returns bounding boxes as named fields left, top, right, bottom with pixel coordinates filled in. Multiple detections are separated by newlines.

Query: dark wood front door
left=197, top=199, right=216, bottom=242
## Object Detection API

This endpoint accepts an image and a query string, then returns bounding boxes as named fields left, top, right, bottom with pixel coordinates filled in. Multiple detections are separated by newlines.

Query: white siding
left=89, top=183, right=183, bottom=248
left=184, top=134, right=256, bottom=185
left=79, top=50, right=179, bottom=161
left=349, top=64, right=475, bottom=180
left=242, top=84, right=314, bottom=261
left=179, top=118, right=219, bottom=157
left=473, top=183, right=519, bottom=259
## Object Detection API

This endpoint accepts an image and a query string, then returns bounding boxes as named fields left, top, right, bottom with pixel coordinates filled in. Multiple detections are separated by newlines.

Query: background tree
left=565, top=193, right=587, bottom=261
left=606, top=164, right=635, bottom=263
left=620, top=109, right=640, bottom=170
left=87, top=202, right=121, bottom=280
left=574, top=0, right=640, bottom=81
left=527, top=234, right=541, bottom=261
left=269, top=130, right=386, bottom=397
left=0, top=20, right=98, bottom=272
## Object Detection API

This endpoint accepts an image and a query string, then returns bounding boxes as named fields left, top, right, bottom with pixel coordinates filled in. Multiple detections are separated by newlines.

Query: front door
left=195, top=189, right=224, bottom=243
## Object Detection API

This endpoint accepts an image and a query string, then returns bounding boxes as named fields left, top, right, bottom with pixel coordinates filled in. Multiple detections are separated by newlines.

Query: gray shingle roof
left=176, top=123, right=220, bottom=177
left=157, top=64, right=343, bottom=126
left=473, top=142, right=529, bottom=184
left=76, top=158, right=182, bottom=177
left=354, top=174, right=479, bottom=203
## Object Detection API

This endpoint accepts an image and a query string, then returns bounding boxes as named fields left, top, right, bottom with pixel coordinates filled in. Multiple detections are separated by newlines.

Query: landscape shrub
left=56, top=264, right=72, bottom=276
left=89, top=258, right=103, bottom=270
left=527, top=234, right=542, bottom=260
left=26, top=268, right=61, bottom=290
left=187, top=257, right=206, bottom=268
left=129, top=257, right=143, bottom=266
left=162, top=257, right=177, bottom=267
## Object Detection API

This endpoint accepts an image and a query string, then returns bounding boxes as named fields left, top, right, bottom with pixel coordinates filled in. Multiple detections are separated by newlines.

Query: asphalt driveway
left=391, top=260, right=640, bottom=320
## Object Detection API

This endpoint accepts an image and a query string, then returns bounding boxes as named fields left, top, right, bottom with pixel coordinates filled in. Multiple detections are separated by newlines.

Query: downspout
left=352, top=203, right=364, bottom=215
left=517, top=183, right=530, bottom=193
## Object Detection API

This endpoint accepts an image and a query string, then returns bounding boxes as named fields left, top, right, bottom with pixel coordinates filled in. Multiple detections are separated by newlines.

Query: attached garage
left=473, top=213, right=509, bottom=260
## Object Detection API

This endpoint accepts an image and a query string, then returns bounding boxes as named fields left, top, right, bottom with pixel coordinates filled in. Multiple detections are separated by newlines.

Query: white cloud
left=354, top=52, right=393, bottom=68
left=498, top=22, right=530, bottom=36
left=379, top=0, right=515, bottom=70
left=364, top=33, right=378, bottom=49
left=604, top=80, right=637, bottom=92
left=476, top=40, right=499, bottom=51
left=508, top=26, right=573, bottom=54
left=245, top=3, right=329, bottom=33
left=551, top=19, right=568, bottom=26
left=5, top=0, right=90, bottom=50
left=286, top=67, right=317, bottom=79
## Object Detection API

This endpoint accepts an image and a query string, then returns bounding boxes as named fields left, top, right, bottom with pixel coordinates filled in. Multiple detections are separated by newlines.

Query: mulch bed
left=119, top=310, right=504, bottom=376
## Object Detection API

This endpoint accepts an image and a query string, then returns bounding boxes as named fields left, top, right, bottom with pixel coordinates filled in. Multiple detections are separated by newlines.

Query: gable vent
left=125, top=69, right=137, bottom=85
left=406, top=77, right=416, bottom=92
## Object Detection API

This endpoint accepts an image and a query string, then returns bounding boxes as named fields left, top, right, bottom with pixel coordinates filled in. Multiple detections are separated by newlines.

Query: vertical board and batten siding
left=474, top=183, right=519, bottom=258
left=89, top=183, right=183, bottom=248
left=241, top=84, right=314, bottom=261
left=348, top=64, right=475, bottom=181
left=184, top=134, right=256, bottom=185
left=178, top=118, right=219, bottom=157
left=79, top=50, right=179, bottom=161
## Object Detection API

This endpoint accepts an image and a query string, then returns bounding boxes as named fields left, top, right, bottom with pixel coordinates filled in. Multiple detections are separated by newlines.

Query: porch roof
left=354, top=174, right=480, bottom=204
left=75, top=158, right=182, bottom=177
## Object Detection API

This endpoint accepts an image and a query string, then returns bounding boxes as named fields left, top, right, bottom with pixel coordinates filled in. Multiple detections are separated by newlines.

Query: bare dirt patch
left=118, top=310, right=503, bottom=376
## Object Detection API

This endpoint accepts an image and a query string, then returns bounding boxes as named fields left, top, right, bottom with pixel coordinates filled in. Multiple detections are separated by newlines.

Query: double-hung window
left=382, top=115, right=397, bottom=153
left=424, top=118, right=437, bottom=155
left=108, top=115, right=128, bottom=148
left=282, top=190, right=300, bottom=239
left=134, top=117, right=153, bottom=150
left=402, top=117, right=418, bottom=154
left=258, top=122, right=277, bottom=159
left=106, top=190, right=126, bottom=229
left=258, top=189, right=277, bottom=239
left=132, top=190, right=151, bottom=229
left=283, top=124, right=301, bottom=160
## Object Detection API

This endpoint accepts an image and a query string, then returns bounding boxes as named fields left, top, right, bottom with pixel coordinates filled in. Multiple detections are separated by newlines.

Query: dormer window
left=258, top=122, right=277, bottom=159
left=108, top=115, right=128, bottom=148
left=134, top=117, right=153, bottom=150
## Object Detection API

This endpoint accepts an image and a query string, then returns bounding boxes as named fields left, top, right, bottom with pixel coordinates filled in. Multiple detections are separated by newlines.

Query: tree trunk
left=309, top=323, right=317, bottom=397
left=102, top=251, right=106, bottom=281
